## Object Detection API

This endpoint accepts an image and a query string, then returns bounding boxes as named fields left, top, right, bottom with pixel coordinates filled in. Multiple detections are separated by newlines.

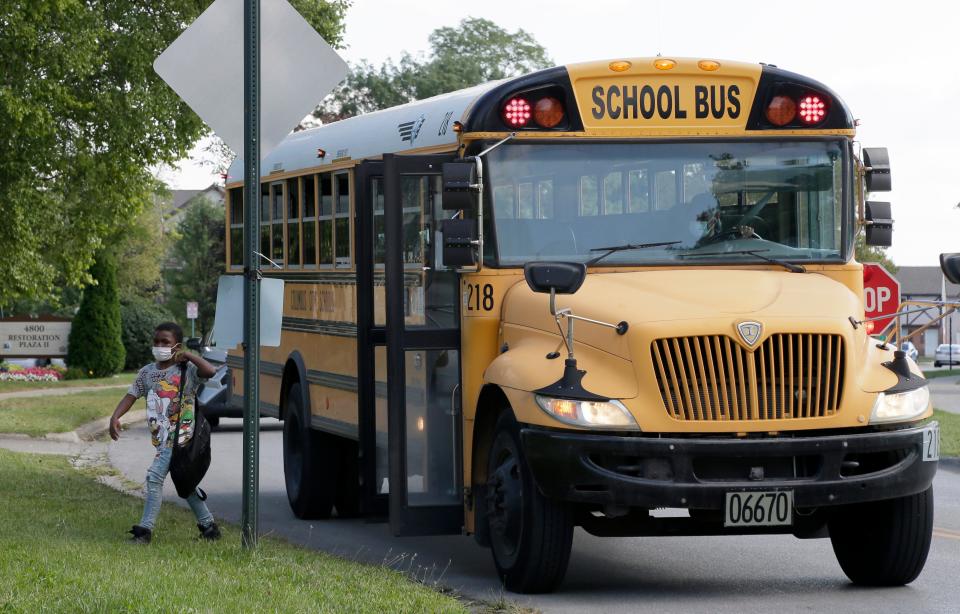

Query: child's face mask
left=152, top=346, right=174, bottom=362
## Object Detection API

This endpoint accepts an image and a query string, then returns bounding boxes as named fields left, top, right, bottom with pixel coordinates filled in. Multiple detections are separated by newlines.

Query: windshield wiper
left=679, top=249, right=806, bottom=273
left=587, top=240, right=682, bottom=266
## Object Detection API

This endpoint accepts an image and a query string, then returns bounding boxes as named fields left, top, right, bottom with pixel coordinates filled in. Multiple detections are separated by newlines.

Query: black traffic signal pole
left=241, top=0, right=260, bottom=548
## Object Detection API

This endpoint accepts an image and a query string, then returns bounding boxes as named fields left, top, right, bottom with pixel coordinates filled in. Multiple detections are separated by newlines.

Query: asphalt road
left=109, top=418, right=960, bottom=614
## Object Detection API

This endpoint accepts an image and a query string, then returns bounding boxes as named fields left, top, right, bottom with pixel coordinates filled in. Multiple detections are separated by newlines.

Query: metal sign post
left=241, top=0, right=261, bottom=548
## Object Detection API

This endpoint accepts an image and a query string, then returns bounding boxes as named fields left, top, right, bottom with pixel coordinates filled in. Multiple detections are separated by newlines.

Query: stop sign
left=863, top=263, right=901, bottom=334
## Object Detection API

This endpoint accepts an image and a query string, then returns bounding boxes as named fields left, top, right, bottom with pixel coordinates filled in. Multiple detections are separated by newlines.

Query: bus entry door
left=383, top=153, right=463, bottom=536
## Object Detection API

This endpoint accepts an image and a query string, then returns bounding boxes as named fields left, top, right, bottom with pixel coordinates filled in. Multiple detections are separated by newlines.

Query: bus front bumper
left=521, top=423, right=937, bottom=509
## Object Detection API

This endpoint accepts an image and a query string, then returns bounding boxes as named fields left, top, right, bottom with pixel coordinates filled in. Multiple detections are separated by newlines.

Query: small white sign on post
left=186, top=301, right=199, bottom=320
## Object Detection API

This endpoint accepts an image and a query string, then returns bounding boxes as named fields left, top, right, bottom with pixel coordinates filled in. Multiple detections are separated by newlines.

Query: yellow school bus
left=223, top=57, right=938, bottom=593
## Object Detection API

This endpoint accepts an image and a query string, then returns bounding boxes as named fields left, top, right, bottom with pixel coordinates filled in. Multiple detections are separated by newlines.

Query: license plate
left=724, top=490, right=793, bottom=527
left=922, top=424, right=940, bottom=461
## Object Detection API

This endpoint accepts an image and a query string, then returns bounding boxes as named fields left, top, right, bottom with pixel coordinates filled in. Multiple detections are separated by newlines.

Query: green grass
left=922, top=369, right=960, bottom=380
left=0, top=449, right=465, bottom=613
left=933, top=409, right=960, bottom=457
left=0, top=372, right=135, bottom=393
left=0, top=388, right=123, bottom=436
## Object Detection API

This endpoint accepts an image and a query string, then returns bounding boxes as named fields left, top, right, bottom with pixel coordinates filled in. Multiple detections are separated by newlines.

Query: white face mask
left=152, top=346, right=174, bottom=362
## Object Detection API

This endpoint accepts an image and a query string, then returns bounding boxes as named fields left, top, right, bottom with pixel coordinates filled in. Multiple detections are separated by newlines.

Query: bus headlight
left=869, top=386, right=930, bottom=424
left=535, top=395, right=639, bottom=430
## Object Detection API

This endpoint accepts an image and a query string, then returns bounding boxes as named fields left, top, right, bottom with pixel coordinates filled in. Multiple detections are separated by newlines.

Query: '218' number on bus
left=466, top=284, right=494, bottom=312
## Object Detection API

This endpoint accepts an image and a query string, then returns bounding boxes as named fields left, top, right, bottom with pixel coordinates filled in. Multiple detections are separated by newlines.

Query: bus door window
left=334, top=172, right=351, bottom=268
left=228, top=187, right=243, bottom=269
left=372, top=176, right=387, bottom=326
left=286, top=177, right=301, bottom=268
left=301, top=175, right=318, bottom=267
left=270, top=182, right=284, bottom=266
left=319, top=173, right=334, bottom=266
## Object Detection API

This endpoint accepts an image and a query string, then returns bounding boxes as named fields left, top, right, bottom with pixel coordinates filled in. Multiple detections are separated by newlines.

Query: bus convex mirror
left=862, top=148, right=891, bottom=192
left=523, top=262, right=587, bottom=295
left=185, top=337, right=202, bottom=352
left=441, top=218, right=478, bottom=267
left=865, top=201, right=893, bottom=247
left=442, top=159, right=479, bottom=211
left=941, top=253, right=960, bottom=284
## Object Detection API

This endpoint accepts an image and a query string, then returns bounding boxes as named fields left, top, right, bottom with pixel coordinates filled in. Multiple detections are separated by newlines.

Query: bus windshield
left=485, top=140, right=848, bottom=266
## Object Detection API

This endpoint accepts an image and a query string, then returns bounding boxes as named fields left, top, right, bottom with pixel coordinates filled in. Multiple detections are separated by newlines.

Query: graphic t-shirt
left=127, top=362, right=203, bottom=449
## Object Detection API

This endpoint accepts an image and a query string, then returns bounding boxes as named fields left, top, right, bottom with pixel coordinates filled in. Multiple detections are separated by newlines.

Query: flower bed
left=0, top=366, right=63, bottom=382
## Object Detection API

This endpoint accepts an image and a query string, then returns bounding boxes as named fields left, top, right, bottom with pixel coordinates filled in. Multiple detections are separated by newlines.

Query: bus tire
left=335, top=438, right=361, bottom=518
left=282, top=382, right=337, bottom=519
left=828, top=486, right=933, bottom=586
left=486, top=411, right=573, bottom=594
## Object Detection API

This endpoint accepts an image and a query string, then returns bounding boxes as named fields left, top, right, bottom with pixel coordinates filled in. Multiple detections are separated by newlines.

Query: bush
left=120, top=298, right=174, bottom=370
left=67, top=252, right=125, bottom=377
left=62, top=367, right=85, bottom=381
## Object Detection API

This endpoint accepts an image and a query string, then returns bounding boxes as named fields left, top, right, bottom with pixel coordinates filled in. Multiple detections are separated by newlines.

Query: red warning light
left=798, top=95, right=827, bottom=124
left=503, top=98, right=532, bottom=127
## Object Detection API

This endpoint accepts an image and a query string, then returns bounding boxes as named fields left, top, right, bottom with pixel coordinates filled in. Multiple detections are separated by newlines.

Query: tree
left=317, top=17, right=552, bottom=121
left=120, top=297, right=174, bottom=370
left=112, top=181, right=171, bottom=304
left=0, top=0, right=348, bottom=305
left=165, top=196, right=225, bottom=338
left=67, top=252, right=125, bottom=376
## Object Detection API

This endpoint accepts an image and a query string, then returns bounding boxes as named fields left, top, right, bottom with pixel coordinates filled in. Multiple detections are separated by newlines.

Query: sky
left=160, top=0, right=960, bottom=266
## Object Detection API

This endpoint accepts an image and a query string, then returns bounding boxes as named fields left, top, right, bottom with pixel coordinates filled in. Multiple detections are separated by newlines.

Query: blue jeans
left=139, top=446, right=214, bottom=530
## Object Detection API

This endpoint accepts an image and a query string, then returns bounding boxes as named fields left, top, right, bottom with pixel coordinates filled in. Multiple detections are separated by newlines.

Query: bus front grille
left=651, top=334, right=845, bottom=421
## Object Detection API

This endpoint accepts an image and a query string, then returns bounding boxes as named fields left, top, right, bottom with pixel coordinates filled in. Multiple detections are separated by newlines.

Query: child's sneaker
left=197, top=522, right=221, bottom=541
left=128, top=525, right=152, bottom=544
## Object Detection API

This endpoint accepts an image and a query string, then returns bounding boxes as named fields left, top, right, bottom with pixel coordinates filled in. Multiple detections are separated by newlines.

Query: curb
left=0, top=410, right=146, bottom=445
left=939, top=456, right=960, bottom=473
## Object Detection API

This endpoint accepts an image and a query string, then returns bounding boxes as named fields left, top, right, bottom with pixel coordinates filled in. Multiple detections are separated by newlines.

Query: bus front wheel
left=486, top=411, right=573, bottom=593
left=828, top=487, right=933, bottom=586
left=283, top=382, right=337, bottom=519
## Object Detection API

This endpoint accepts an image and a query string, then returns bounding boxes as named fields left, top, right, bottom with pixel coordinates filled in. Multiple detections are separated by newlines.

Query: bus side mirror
left=524, top=262, right=586, bottom=295
left=441, top=218, right=478, bottom=267
left=865, top=201, right=893, bottom=247
left=442, top=159, right=479, bottom=212
left=863, top=148, right=891, bottom=192
left=942, top=253, right=960, bottom=284
left=185, top=337, right=202, bottom=352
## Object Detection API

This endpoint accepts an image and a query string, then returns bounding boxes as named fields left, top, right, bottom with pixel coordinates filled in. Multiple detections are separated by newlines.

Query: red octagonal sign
left=862, top=263, right=901, bottom=335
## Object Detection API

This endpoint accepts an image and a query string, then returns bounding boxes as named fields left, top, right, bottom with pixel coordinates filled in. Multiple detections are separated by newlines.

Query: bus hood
left=501, top=269, right=865, bottom=362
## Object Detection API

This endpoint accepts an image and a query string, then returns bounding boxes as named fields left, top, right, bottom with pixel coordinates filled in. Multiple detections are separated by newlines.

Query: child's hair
left=155, top=321, right=184, bottom=343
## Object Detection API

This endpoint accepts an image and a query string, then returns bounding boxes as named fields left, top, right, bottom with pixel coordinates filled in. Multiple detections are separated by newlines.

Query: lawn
left=0, top=449, right=465, bottom=613
left=933, top=409, right=960, bottom=457
left=0, top=372, right=136, bottom=393
left=922, top=369, right=960, bottom=380
left=0, top=388, right=124, bottom=436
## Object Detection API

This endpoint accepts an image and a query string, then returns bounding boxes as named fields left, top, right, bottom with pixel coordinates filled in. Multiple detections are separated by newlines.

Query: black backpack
left=169, top=362, right=212, bottom=499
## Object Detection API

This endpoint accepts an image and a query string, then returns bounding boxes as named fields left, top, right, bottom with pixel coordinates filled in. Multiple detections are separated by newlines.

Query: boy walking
left=110, top=321, right=220, bottom=543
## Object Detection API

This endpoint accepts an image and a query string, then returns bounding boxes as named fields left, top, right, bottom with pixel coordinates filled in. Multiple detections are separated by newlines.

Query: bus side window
left=580, top=175, right=599, bottom=216
left=319, top=173, right=333, bottom=267
left=654, top=169, right=676, bottom=211
left=603, top=171, right=624, bottom=215
left=286, top=177, right=301, bottom=268
left=334, top=172, right=351, bottom=268
left=538, top=180, right=554, bottom=219
left=628, top=169, right=649, bottom=212
left=228, top=187, right=243, bottom=268
left=518, top=182, right=534, bottom=219
left=302, top=175, right=318, bottom=267
left=271, top=182, right=284, bottom=265
left=493, top=185, right=515, bottom=219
